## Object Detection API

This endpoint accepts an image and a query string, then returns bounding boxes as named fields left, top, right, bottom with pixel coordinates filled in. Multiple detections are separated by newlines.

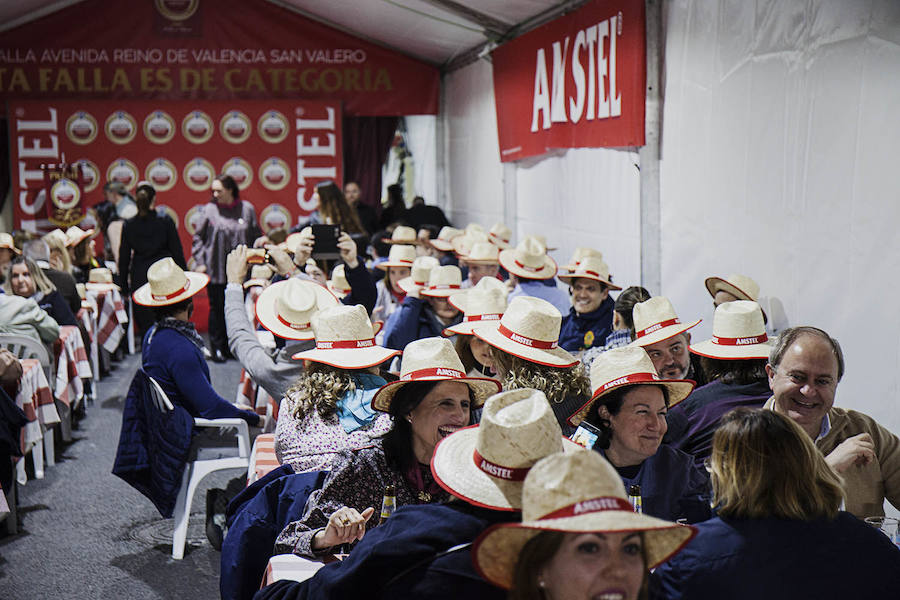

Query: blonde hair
left=43, top=234, right=72, bottom=273
left=710, top=408, right=844, bottom=520
left=490, top=346, right=590, bottom=404
left=287, top=361, right=356, bottom=420
left=5, top=257, right=56, bottom=296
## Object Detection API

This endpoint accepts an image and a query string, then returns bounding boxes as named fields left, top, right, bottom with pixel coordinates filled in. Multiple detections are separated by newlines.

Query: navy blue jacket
left=384, top=296, right=461, bottom=351
left=253, top=502, right=512, bottom=600
left=559, top=295, right=614, bottom=352
left=652, top=513, right=900, bottom=599
left=341, top=261, right=377, bottom=316
left=35, top=290, right=77, bottom=326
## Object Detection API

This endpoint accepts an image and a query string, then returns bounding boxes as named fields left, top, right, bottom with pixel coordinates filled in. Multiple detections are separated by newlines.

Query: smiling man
left=764, top=326, right=900, bottom=517
left=558, top=257, right=622, bottom=352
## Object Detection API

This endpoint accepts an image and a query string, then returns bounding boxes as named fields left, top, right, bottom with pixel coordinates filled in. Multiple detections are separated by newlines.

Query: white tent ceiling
left=0, top=0, right=580, bottom=68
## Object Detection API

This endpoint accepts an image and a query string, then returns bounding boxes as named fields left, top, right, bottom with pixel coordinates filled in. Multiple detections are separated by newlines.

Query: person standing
left=191, top=174, right=261, bottom=362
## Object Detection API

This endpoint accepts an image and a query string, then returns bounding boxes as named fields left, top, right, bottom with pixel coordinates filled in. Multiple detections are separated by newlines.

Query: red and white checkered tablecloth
left=248, top=433, right=280, bottom=485
left=16, top=359, right=58, bottom=454
left=53, top=325, right=93, bottom=408
left=87, top=288, right=128, bottom=353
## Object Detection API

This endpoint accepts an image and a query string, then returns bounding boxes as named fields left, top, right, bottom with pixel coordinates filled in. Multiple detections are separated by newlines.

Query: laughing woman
left=274, top=337, right=500, bottom=559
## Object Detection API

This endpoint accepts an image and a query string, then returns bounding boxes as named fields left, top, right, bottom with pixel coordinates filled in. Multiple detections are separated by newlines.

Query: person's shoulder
left=653, top=443, right=699, bottom=468
left=831, top=406, right=881, bottom=431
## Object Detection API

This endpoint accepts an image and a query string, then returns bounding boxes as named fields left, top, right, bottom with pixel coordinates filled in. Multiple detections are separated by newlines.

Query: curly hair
left=490, top=347, right=591, bottom=405
left=287, top=361, right=357, bottom=420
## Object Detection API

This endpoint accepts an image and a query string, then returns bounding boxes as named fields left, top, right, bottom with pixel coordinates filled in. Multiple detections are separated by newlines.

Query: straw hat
left=524, top=234, right=557, bottom=252
left=327, top=264, right=351, bottom=298
left=629, top=296, right=701, bottom=347
left=43, top=229, right=69, bottom=250
left=75, top=283, right=87, bottom=300
left=557, top=256, right=621, bottom=290
left=431, top=388, right=580, bottom=511
left=85, top=268, right=121, bottom=292
left=498, top=238, right=557, bottom=280
left=376, top=244, right=417, bottom=270
left=705, top=273, right=759, bottom=302
left=472, top=450, right=696, bottom=589
left=284, top=231, right=306, bottom=255
left=443, top=282, right=507, bottom=336
left=450, top=275, right=507, bottom=310
left=689, top=300, right=772, bottom=360
left=255, top=278, right=339, bottom=341
left=243, top=264, right=274, bottom=289
left=370, top=337, right=501, bottom=412
left=430, top=226, right=463, bottom=252
left=473, top=296, right=577, bottom=368
left=397, top=256, right=440, bottom=294
left=562, top=247, right=603, bottom=271
left=461, top=242, right=500, bottom=266
left=385, top=225, right=419, bottom=245
left=65, top=225, right=94, bottom=247
left=0, top=232, right=20, bottom=255
left=420, top=265, right=463, bottom=298
left=487, top=223, right=512, bottom=249
left=465, top=223, right=486, bottom=236
left=569, top=346, right=695, bottom=427
left=292, top=304, right=400, bottom=369
left=133, top=257, right=209, bottom=306
left=452, top=230, right=489, bottom=257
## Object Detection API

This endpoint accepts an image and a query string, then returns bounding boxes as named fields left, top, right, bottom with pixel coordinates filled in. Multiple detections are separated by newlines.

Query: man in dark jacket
left=558, top=257, right=620, bottom=352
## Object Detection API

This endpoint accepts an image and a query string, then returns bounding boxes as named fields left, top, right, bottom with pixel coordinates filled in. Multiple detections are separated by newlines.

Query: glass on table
left=864, top=516, right=899, bottom=547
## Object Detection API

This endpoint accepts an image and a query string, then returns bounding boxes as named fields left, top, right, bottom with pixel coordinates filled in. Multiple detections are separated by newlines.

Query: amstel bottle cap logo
left=182, top=110, right=214, bottom=144
left=259, top=158, right=291, bottom=191
left=184, top=205, right=205, bottom=235
left=156, top=204, right=179, bottom=229
left=183, top=158, right=215, bottom=191
left=144, top=110, right=176, bottom=144
left=144, top=158, right=178, bottom=192
left=106, top=158, right=139, bottom=190
left=66, top=111, right=98, bottom=145
left=260, top=203, right=291, bottom=233
left=105, top=111, right=137, bottom=145
left=75, top=159, right=100, bottom=193
left=51, top=178, right=81, bottom=210
left=257, top=110, right=289, bottom=144
left=155, top=0, right=199, bottom=21
left=222, top=157, right=253, bottom=190
left=220, top=110, right=252, bottom=144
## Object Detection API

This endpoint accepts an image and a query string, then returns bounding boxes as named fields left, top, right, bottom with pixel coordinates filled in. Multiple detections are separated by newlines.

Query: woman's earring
left=538, top=579, right=546, bottom=588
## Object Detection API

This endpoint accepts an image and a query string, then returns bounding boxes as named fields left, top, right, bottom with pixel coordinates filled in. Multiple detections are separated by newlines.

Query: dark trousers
left=207, top=283, right=228, bottom=353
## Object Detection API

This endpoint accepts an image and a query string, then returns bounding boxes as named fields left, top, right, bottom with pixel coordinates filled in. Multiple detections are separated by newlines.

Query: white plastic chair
left=144, top=373, right=250, bottom=559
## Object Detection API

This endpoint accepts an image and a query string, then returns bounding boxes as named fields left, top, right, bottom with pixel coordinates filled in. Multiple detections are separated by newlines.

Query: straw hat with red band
left=65, top=225, right=94, bottom=248
left=419, top=265, right=463, bottom=298
left=255, top=277, right=340, bottom=341
left=326, top=263, right=351, bottom=298
left=376, top=244, right=417, bottom=270
left=431, top=388, right=580, bottom=511
left=472, top=449, right=696, bottom=590
left=85, top=267, right=121, bottom=292
left=133, top=257, right=209, bottom=307
left=524, top=233, right=557, bottom=252
left=384, top=225, right=420, bottom=245
left=452, top=230, right=489, bottom=258
left=370, top=337, right=501, bottom=413
left=397, top=255, right=439, bottom=294
left=629, top=296, right=701, bottom=348
left=448, top=276, right=507, bottom=313
left=557, top=256, right=621, bottom=290
left=444, top=282, right=507, bottom=336
left=689, top=300, right=772, bottom=360
left=562, top=246, right=603, bottom=272
left=461, top=241, right=500, bottom=266
left=569, top=346, right=695, bottom=427
left=473, top=296, right=577, bottom=368
left=0, top=232, right=20, bottom=255
left=292, top=304, right=400, bottom=369
left=487, top=222, right=512, bottom=250
left=705, top=273, right=759, bottom=302
left=429, top=226, right=464, bottom=252
left=243, top=264, right=274, bottom=290
left=498, top=237, right=557, bottom=280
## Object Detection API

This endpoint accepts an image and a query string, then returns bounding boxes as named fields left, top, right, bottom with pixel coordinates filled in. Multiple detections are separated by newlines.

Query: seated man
left=630, top=296, right=704, bottom=382
left=765, top=326, right=900, bottom=517
left=557, top=257, right=620, bottom=352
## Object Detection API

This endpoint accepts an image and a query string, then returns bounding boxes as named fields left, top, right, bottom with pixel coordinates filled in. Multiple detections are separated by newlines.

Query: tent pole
left=639, top=0, right=663, bottom=294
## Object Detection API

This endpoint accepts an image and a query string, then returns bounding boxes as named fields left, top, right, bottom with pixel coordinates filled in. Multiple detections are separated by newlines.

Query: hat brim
left=0, top=244, right=21, bottom=255
left=461, top=257, right=500, bottom=266
left=558, top=272, right=622, bottom=290
left=487, top=236, right=511, bottom=250
left=420, top=287, right=463, bottom=298
left=704, top=277, right=755, bottom=302
left=568, top=379, right=696, bottom=427
left=133, top=272, right=208, bottom=306
left=326, top=281, right=351, bottom=299
left=630, top=319, right=701, bottom=348
left=66, top=230, right=94, bottom=248
left=376, top=260, right=415, bottom=271
left=397, top=277, right=427, bottom=295
left=443, top=320, right=501, bottom=337
left=385, top=238, right=422, bottom=246
left=498, top=250, right=557, bottom=280
left=430, top=425, right=581, bottom=511
left=256, top=279, right=340, bottom=341
left=690, top=339, right=773, bottom=360
left=85, top=282, right=121, bottom=292
left=430, top=239, right=456, bottom=252
left=292, top=345, right=401, bottom=369
left=474, top=325, right=577, bottom=368
left=472, top=513, right=696, bottom=590
left=243, top=278, right=269, bottom=289
left=371, top=375, right=501, bottom=413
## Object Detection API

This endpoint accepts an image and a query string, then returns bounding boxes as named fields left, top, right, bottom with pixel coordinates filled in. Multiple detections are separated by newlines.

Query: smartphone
left=570, top=420, right=603, bottom=449
left=311, top=223, right=341, bottom=260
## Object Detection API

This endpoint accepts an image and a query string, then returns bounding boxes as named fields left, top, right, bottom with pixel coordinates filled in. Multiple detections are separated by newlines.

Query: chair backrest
left=0, top=333, right=52, bottom=383
left=141, top=369, right=175, bottom=413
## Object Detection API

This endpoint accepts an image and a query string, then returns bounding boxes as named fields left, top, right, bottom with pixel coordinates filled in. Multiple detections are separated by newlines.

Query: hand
left=226, top=245, right=250, bottom=285
left=252, top=235, right=270, bottom=249
left=195, top=264, right=208, bottom=274
left=825, top=433, right=876, bottom=473
left=337, top=232, right=358, bottom=269
left=291, top=228, right=315, bottom=267
left=266, top=245, right=296, bottom=276
left=0, top=350, right=23, bottom=385
left=312, top=506, right=375, bottom=550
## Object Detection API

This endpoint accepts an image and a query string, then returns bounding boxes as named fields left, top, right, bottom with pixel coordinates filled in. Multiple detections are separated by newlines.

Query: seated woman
left=653, top=408, right=900, bottom=599
left=473, top=296, right=589, bottom=436
left=273, top=304, right=398, bottom=471
left=443, top=276, right=507, bottom=379
left=5, top=256, right=77, bottom=327
left=384, top=265, right=463, bottom=350
left=65, top=226, right=100, bottom=284
left=274, top=336, right=500, bottom=559
left=473, top=448, right=695, bottom=600
left=569, top=346, right=711, bottom=523
left=133, top=257, right=260, bottom=426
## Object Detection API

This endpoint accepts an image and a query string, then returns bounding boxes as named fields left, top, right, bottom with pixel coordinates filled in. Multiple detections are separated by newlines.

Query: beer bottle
left=379, top=484, right=396, bottom=525
left=628, top=484, right=643, bottom=514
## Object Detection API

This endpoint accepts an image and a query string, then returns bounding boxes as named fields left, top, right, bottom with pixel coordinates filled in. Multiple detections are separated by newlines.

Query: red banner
left=0, top=0, right=438, bottom=116
left=10, top=99, right=342, bottom=260
left=43, top=162, right=87, bottom=228
left=491, top=0, right=645, bottom=162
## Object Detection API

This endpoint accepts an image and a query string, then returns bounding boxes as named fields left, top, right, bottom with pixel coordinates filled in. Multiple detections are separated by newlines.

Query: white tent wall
left=403, top=115, right=438, bottom=206
left=661, top=0, right=900, bottom=445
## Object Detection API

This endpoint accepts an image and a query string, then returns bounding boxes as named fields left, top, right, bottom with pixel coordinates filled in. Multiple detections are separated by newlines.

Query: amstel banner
left=0, top=0, right=438, bottom=116
left=491, top=0, right=646, bottom=162
left=10, top=99, right=342, bottom=259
